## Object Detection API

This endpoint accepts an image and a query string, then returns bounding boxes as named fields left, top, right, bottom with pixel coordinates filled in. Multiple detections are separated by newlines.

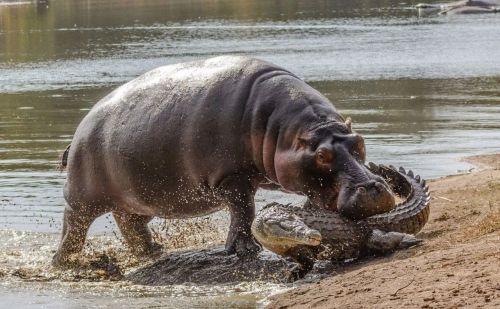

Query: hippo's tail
left=58, top=144, right=71, bottom=171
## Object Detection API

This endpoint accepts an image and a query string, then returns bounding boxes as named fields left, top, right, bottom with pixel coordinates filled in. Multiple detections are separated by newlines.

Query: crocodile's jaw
left=251, top=233, right=296, bottom=255
left=252, top=233, right=321, bottom=256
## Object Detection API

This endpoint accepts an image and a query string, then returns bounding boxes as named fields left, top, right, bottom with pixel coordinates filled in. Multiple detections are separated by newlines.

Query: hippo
left=53, top=56, right=395, bottom=266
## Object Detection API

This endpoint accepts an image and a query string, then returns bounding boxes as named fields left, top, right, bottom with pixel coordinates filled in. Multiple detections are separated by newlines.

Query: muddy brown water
left=0, top=0, right=500, bottom=307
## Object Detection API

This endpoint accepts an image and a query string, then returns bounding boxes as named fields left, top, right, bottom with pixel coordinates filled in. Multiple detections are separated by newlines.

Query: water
left=0, top=0, right=499, bottom=307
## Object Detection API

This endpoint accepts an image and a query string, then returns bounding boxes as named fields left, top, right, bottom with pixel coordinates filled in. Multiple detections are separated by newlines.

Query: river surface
left=0, top=0, right=499, bottom=307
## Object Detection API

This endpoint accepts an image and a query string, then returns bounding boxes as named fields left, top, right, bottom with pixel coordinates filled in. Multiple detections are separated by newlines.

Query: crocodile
left=252, top=163, right=430, bottom=272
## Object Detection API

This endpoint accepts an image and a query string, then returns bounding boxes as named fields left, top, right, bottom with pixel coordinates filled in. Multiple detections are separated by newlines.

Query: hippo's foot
left=51, top=206, right=98, bottom=268
left=51, top=251, right=85, bottom=268
left=112, top=212, right=162, bottom=259
left=134, top=242, right=163, bottom=260
left=224, top=232, right=262, bottom=258
left=366, top=229, right=422, bottom=253
left=51, top=252, right=71, bottom=268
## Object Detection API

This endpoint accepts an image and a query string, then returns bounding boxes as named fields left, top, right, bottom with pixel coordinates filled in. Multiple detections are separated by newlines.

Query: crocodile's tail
left=362, top=163, right=431, bottom=235
left=58, top=144, right=71, bottom=171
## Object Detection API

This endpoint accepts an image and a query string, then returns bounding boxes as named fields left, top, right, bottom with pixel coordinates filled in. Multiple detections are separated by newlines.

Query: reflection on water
left=316, top=78, right=500, bottom=173
left=1, top=0, right=500, bottom=92
left=0, top=0, right=499, bottom=307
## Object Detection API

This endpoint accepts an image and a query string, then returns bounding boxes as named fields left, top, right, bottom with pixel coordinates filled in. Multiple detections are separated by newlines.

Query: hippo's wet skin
left=53, top=56, right=394, bottom=266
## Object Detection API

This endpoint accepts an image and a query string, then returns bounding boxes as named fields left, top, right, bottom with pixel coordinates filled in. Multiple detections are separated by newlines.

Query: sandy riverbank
left=268, top=153, right=500, bottom=309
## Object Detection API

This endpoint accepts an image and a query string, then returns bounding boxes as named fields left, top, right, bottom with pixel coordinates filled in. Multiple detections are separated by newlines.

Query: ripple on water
left=0, top=226, right=288, bottom=308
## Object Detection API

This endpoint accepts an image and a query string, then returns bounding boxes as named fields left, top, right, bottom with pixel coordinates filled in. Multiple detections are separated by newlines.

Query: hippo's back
left=92, top=56, right=285, bottom=125
left=65, top=56, right=294, bottom=213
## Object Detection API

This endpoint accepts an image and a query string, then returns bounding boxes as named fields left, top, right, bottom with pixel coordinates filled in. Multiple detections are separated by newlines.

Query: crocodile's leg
left=288, top=246, right=316, bottom=279
left=366, top=229, right=421, bottom=253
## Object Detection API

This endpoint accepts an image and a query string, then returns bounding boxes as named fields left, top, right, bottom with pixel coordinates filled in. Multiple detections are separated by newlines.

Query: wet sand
left=268, top=153, right=500, bottom=308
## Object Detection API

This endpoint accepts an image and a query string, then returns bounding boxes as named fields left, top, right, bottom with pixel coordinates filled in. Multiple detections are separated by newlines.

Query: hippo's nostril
left=357, top=187, right=367, bottom=194
left=375, top=182, right=386, bottom=192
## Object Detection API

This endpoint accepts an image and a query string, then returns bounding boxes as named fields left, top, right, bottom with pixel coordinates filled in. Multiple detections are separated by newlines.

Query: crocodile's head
left=251, top=203, right=321, bottom=255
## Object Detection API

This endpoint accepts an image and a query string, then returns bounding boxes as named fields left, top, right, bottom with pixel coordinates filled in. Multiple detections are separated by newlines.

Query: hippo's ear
left=345, top=117, right=352, bottom=130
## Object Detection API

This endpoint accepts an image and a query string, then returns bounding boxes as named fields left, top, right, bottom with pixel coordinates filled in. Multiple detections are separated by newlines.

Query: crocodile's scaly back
left=282, top=205, right=371, bottom=260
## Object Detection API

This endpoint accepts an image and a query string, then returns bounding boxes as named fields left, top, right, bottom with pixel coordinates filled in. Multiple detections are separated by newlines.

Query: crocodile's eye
left=265, top=219, right=280, bottom=226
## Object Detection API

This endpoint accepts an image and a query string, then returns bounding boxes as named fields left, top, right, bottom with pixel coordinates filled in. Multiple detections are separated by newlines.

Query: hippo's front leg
left=218, top=174, right=262, bottom=257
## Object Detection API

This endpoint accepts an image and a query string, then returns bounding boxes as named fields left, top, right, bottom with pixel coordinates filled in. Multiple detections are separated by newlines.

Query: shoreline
left=267, top=153, right=500, bottom=308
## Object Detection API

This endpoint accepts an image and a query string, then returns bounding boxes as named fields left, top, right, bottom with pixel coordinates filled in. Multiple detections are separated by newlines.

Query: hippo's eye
left=316, top=148, right=335, bottom=169
left=297, top=137, right=309, bottom=149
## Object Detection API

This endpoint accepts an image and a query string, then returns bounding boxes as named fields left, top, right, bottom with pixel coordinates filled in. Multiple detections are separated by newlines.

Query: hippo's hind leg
left=112, top=212, right=162, bottom=258
left=52, top=205, right=100, bottom=267
left=218, top=174, right=261, bottom=257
